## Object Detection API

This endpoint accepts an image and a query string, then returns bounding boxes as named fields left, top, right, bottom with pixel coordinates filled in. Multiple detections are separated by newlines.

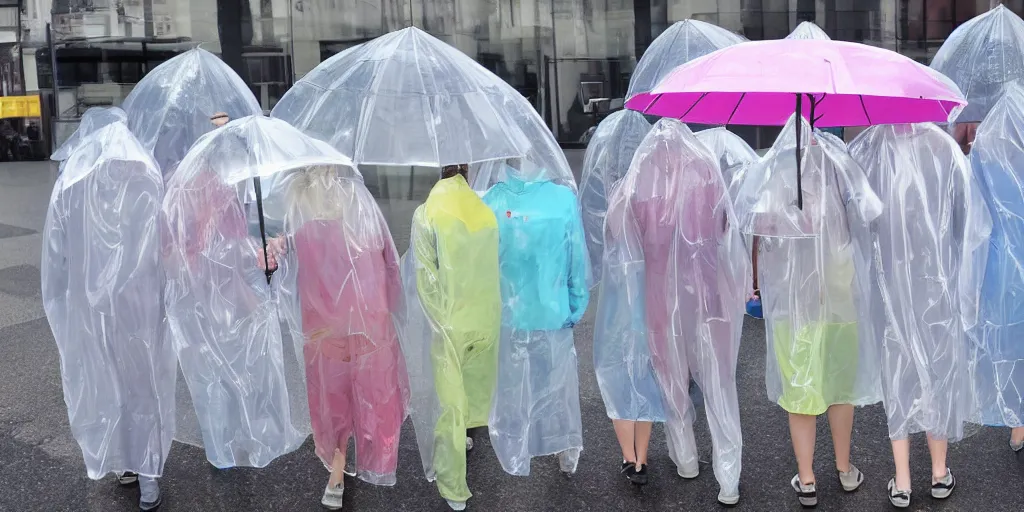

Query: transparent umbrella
left=122, top=48, right=263, bottom=180
left=786, top=21, right=830, bottom=41
left=272, top=26, right=572, bottom=251
left=931, top=4, right=1024, bottom=123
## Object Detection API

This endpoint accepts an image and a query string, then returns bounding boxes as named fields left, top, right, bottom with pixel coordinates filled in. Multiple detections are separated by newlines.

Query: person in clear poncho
left=481, top=157, right=589, bottom=478
left=694, top=127, right=759, bottom=202
left=258, top=157, right=408, bottom=510
left=597, top=119, right=749, bottom=504
left=970, top=84, right=1024, bottom=454
left=578, top=110, right=652, bottom=283
left=849, top=123, right=991, bottom=506
left=401, top=163, right=501, bottom=511
left=41, top=121, right=170, bottom=511
left=50, top=106, right=128, bottom=171
left=733, top=114, right=882, bottom=505
left=162, top=116, right=310, bottom=470
left=122, top=48, right=263, bottom=181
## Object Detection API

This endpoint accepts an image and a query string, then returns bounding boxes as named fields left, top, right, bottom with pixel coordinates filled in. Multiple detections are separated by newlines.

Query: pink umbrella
left=624, top=39, right=966, bottom=207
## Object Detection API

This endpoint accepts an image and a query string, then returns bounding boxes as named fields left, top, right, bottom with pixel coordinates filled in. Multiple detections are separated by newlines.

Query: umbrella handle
left=253, top=176, right=275, bottom=285
left=794, top=93, right=802, bottom=209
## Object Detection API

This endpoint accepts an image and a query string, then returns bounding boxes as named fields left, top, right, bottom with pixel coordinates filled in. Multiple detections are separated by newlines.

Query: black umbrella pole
left=795, top=94, right=803, bottom=210
left=253, top=177, right=274, bottom=285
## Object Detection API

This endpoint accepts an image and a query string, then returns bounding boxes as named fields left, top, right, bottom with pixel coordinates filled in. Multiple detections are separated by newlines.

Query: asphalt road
left=1, top=160, right=1021, bottom=512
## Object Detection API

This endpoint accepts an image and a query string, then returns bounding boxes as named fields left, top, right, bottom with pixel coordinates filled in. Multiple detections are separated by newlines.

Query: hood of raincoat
left=123, top=48, right=263, bottom=179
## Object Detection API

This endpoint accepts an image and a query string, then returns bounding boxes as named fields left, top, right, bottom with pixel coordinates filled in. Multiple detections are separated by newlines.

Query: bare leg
left=926, top=433, right=948, bottom=482
left=612, top=419, right=637, bottom=463
left=789, top=413, right=817, bottom=484
left=827, top=404, right=855, bottom=473
left=891, top=438, right=911, bottom=490
left=1011, top=427, right=1024, bottom=445
left=328, top=448, right=347, bottom=487
left=635, top=421, right=654, bottom=466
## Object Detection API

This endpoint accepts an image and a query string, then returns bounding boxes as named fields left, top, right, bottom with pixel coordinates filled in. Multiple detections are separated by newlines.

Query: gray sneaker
left=931, top=468, right=955, bottom=499
left=558, top=449, right=579, bottom=474
left=139, top=477, right=161, bottom=511
left=466, top=437, right=474, bottom=452
left=887, top=478, right=910, bottom=508
left=321, top=482, right=344, bottom=510
left=717, top=488, right=740, bottom=507
left=790, top=475, right=817, bottom=508
left=838, top=464, right=864, bottom=492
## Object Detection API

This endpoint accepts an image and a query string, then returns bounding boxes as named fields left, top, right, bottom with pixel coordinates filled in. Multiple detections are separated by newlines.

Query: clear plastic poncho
left=849, top=123, right=991, bottom=441
left=930, top=4, right=1024, bottom=123
left=597, top=119, right=749, bottom=496
left=481, top=153, right=590, bottom=477
left=625, top=19, right=745, bottom=105
left=971, top=84, right=1024, bottom=428
left=122, top=48, right=263, bottom=179
left=272, top=26, right=540, bottom=168
left=734, top=114, right=883, bottom=415
left=694, top=127, right=759, bottom=201
left=786, top=21, right=831, bottom=40
left=578, top=110, right=652, bottom=284
left=268, top=154, right=409, bottom=486
left=401, top=173, right=501, bottom=503
left=50, top=106, right=128, bottom=168
left=41, top=121, right=174, bottom=479
left=162, top=116, right=314, bottom=468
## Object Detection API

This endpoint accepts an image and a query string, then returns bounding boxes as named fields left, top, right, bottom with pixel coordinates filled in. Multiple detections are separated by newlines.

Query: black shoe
left=117, top=472, right=139, bottom=486
left=621, top=461, right=636, bottom=482
left=628, top=464, right=649, bottom=486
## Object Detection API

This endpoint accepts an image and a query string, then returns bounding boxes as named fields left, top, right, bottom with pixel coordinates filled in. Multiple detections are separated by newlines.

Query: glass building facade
left=6, top=0, right=1022, bottom=150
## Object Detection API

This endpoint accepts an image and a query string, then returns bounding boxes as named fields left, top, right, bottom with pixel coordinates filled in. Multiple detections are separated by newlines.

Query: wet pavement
left=1, top=160, right=1021, bottom=511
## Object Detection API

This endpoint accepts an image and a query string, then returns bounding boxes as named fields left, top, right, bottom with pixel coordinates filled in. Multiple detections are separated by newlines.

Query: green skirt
left=771, top=320, right=860, bottom=415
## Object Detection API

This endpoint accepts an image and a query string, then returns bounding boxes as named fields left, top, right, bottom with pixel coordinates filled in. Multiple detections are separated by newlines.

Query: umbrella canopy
left=122, top=48, right=263, bottom=179
left=931, top=4, right=1024, bottom=123
left=50, top=106, right=128, bottom=164
left=625, top=19, right=746, bottom=101
left=272, top=26, right=563, bottom=171
left=786, top=21, right=830, bottom=40
left=627, top=39, right=966, bottom=127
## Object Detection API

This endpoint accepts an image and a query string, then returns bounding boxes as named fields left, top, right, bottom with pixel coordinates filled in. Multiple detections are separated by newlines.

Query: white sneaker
left=139, top=477, right=161, bottom=511
left=321, top=482, right=344, bottom=510
left=466, top=437, right=474, bottom=452
left=718, top=488, right=740, bottom=506
left=677, top=460, right=699, bottom=479
left=446, top=499, right=467, bottom=511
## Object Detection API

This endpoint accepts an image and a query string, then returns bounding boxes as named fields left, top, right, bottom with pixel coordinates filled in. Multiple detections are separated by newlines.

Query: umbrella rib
left=858, top=94, right=872, bottom=125
left=726, top=92, right=746, bottom=125
left=679, top=92, right=709, bottom=121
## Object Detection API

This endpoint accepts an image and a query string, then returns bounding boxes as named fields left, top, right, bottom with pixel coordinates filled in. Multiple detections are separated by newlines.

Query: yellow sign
left=0, top=95, right=42, bottom=119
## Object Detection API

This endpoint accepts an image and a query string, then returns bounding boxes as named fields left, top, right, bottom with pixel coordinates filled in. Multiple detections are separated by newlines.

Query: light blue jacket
left=483, top=174, right=590, bottom=331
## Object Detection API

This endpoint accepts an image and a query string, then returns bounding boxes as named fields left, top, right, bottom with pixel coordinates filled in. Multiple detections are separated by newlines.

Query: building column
left=217, top=0, right=247, bottom=81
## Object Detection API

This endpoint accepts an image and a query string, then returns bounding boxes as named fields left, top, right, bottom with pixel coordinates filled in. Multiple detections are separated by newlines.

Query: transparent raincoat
left=849, top=123, right=990, bottom=441
left=625, top=19, right=746, bottom=104
left=597, top=119, right=749, bottom=495
left=786, top=21, right=831, bottom=40
left=41, top=121, right=174, bottom=479
left=931, top=4, right=1024, bottom=123
left=122, top=48, right=263, bottom=179
left=482, top=157, right=589, bottom=476
left=50, top=107, right=128, bottom=169
left=694, top=127, right=759, bottom=201
left=971, top=85, right=1024, bottom=428
left=162, top=116, right=313, bottom=468
left=734, top=114, right=883, bottom=415
left=402, top=172, right=501, bottom=502
left=272, top=26, right=535, bottom=168
left=268, top=150, right=409, bottom=486
left=578, top=110, right=652, bottom=283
